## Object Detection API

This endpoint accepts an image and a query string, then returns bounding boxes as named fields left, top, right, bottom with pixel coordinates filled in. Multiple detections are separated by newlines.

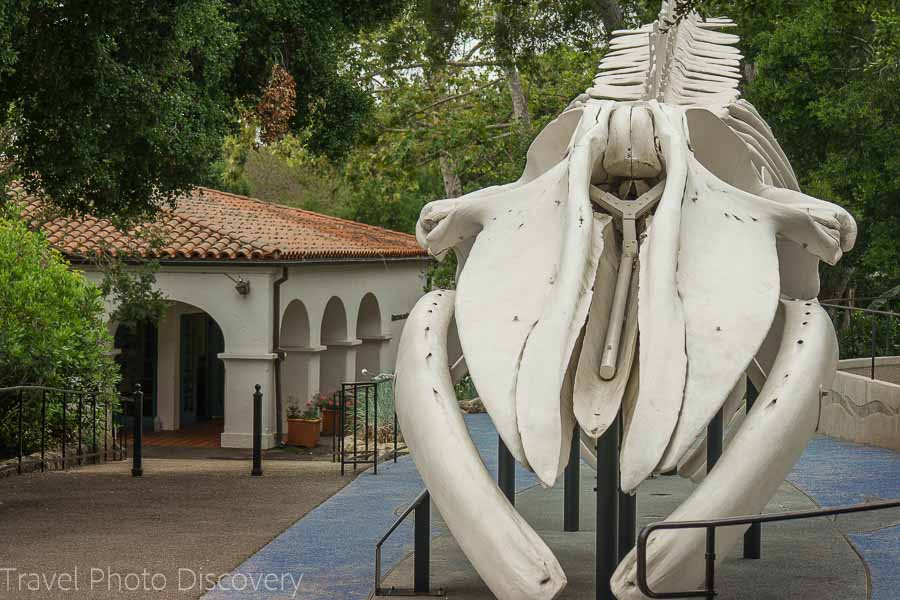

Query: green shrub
left=0, top=209, right=119, bottom=458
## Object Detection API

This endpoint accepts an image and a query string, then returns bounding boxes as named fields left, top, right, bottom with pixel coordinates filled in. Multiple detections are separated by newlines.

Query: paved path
left=0, top=457, right=351, bottom=599
left=208, top=417, right=899, bottom=600
left=204, top=415, right=537, bottom=600
left=787, top=436, right=900, bottom=600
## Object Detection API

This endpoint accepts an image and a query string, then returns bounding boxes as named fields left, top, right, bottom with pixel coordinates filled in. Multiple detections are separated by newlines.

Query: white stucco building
left=22, top=186, right=430, bottom=449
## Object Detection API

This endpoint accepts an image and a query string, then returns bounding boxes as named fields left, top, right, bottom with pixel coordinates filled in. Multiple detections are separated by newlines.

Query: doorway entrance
left=179, top=313, right=225, bottom=426
left=115, top=320, right=158, bottom=430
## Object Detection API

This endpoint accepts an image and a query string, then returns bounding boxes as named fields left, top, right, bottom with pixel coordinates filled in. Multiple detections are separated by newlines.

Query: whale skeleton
left=395, top=2, right=857, bottom=598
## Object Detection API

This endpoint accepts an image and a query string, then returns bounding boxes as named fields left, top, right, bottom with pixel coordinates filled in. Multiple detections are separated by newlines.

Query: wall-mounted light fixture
left=224, top=274, right=251, bottom=296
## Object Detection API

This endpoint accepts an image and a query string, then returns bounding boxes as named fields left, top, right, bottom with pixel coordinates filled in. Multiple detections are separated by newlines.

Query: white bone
left=394, top=291, right=567, bottom=599
left=612, top=299, right=837, bottom=599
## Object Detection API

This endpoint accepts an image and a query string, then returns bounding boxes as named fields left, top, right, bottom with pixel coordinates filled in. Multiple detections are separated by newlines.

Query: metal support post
left=596, top=414, right=619, bottom=600
left=131, top=385, right=143, bottom=477
left=252, top=384, right=263, bottom=476
left=564, top=427, right=581, bottom=532
left=498, top=436, right=516, bottom=505
left=414, top=492, right=431, bottom=593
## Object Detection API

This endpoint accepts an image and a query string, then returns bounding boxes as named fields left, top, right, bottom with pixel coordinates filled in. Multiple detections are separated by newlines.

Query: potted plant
left=317, top=391, right=340, bottom=435
left=286, top=396, right=321, bottom=448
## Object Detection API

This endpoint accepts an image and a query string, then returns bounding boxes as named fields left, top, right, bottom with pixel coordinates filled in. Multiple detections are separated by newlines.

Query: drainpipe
left=273, top=267, right=289, bottom=444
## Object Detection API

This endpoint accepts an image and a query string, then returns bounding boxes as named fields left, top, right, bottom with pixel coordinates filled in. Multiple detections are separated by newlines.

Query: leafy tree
left=0, top=206, right=119, bottom=457
left=621, top=1, right=899, bottom=302
left=0, top=0, right=404, bottom=222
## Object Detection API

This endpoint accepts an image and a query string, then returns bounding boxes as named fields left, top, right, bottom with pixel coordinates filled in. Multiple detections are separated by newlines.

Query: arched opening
left=320, top=297, right=349, bottom=395
left=114, top=320, right=158, bottom=430
left=281, top=299, right=311, bottom=347
left=122, top=302, right=228, bottom=444
left=280, top=299, right=314, bottom=420
left=356, top=293, right=383, bottom=377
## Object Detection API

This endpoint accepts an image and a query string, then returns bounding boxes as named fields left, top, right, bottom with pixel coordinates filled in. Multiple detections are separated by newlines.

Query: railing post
left=77, top=396, right=83, bottom=466
left=92, top=394, right=98, bottom=465
left=40, top=390, right=47, bottom=473
left=564, top=426, right=580, bottom=532
left=414, top=492, right=431, bottom=593
left=498, top=436, right=516, bottom=505
left=596, top=414, right=619, bottom=600
left=393, top=408, right=398, bottom=463
left=340, top=388, right=346, bottom=476
left=373, top=383, right=379, bottom=475
left=17, top=388, right=23, bottom=475
left=132, top=384, right=143, bottom=477
left=104, top=402, right=109, bottom=462
left=252, top=384, right=263, bottom=476
left=61, top=392, right=67, bottom=470
left=871, top=317, right=877, bottom=380
left=743, top=376, right=762, bottom=559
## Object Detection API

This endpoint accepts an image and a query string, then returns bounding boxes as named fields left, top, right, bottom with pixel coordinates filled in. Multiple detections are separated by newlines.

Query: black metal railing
left=339, top=379, right=399, bottom=476
left=374, top=489, right=444, bottom=597
left=822, top=302, right=899, bottom=380
left=636, top=498, right=900, bottom=599
left=0, top=385, right=133, bottom=476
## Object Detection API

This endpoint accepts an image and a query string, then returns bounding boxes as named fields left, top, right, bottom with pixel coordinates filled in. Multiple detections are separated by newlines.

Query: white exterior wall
left=83, top=259, right=428, bottom=448
left=818, top=357, right=900, bottom=451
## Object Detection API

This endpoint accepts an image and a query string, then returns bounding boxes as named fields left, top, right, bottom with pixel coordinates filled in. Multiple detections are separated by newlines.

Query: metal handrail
left=636, top=498, right=900, bottom=599
left=374, top=489, right=443, bottom=597
left=1, top=385, right=134, bottom=475
left=819, top=303, right=900, bottom=318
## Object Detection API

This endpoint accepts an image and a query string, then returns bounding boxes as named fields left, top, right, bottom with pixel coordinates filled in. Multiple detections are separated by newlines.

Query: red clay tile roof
left=10, top=183, right=428, bottom=262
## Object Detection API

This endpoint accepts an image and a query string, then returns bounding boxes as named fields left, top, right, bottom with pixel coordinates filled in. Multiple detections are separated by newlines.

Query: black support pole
left=413, top=492, right=431, bottom=593
left=252, top=384, right=263, bottom=476
left=596, top=415, right=619, bottom=600
left=618, top=412, right=636, bottom=561
left=618, top=491, right=637, bottom=561
left=131, top=385, right=143, bottom=477
left=707, top=409, right=723, bottom=471
left=498, top=436, right=516, bottom=505
left=564, top=427, right=581, bottom=532
left=743, top=376, right=762, bottom=559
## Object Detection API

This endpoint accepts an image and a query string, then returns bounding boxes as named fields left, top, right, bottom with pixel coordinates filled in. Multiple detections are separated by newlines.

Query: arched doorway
left=138, top=301, right=228, bottom=438
left=280, top=299, right=315, bottom=419
left=320, top=297, right=349, bottom=395
left=114, top=320, right=158, bottom=430
left=178, top=310, right=225, bottom=425
left=356, top=293, right=383, bottom=377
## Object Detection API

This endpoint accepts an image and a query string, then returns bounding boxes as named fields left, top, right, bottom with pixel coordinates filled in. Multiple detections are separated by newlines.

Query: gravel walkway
left=0, top=455, right=351, bottom=599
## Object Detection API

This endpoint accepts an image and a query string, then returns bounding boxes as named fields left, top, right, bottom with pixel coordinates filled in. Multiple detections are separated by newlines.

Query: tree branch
left=407, top=79, right=504, bottom=118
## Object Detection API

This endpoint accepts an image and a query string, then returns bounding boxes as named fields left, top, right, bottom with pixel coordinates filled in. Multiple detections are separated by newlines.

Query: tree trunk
left=440, top=152, right=463, bottom=198
left=503, top=63, right=531, bottom=131
left=600, top=1, right=624, bottom=35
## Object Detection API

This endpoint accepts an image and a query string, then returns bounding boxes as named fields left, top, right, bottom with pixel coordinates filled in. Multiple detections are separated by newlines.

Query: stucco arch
left=281, top=299, right=311, bottom=347
left=145, top=300, right=228, bottom=432
left=356, top=293, right=384, bottom=377
left=321, top=296, right=349, bottom=343
left=320, top=296, right=351, bottom=395
left=356, top=293, right=383, bottom=338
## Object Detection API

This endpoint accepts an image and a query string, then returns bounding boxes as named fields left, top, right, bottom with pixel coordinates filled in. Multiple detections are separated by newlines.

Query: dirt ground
left=0, top=451, right=352, bottom=599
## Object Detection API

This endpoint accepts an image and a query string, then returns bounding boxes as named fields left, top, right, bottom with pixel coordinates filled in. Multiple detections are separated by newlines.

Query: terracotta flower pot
left=287, top=418, right=321, bottom=448
left=320, top=407, right=338, bottom=435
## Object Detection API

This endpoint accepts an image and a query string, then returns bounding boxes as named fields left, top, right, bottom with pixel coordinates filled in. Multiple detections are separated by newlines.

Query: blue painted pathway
left=204, top=415, right=537, bottom=600
left=788, top=436, right=900, bottom=600
left=206, top=419, right=898, bottom=600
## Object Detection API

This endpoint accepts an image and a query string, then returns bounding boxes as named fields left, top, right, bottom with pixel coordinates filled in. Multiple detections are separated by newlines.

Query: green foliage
left=0, top=0, right=403, bottom=222
left=211, top=123, right=350, bottom=215
left=0, top=207, right=119, bottom=455
left=1, top=1, right=238, bottom=223
left=97, top=258, right=170, bottom=326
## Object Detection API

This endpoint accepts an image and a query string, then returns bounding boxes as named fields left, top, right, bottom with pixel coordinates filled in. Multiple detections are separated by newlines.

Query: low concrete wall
left=837, top=356, right=900, bottom=386
left=820, top=366, right=900, bottom=451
